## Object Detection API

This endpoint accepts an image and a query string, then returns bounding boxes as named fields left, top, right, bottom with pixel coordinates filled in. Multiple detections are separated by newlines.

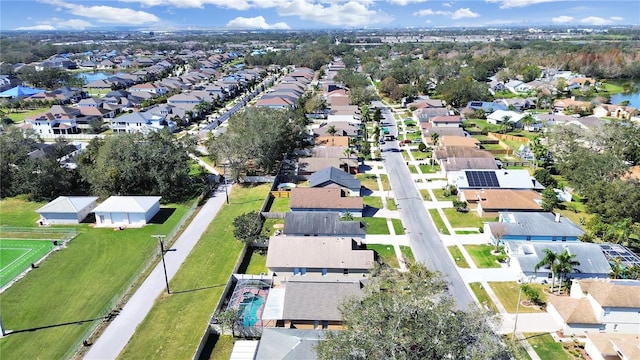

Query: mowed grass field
left=0, top=239, right=56, bottom=288
left=118, top=183, right=271, bottom=360
left=0, top=197, right=191, bottom=360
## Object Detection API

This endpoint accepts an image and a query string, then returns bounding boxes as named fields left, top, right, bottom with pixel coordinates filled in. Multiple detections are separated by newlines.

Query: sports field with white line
left=0, top=239, right=56, bottom=288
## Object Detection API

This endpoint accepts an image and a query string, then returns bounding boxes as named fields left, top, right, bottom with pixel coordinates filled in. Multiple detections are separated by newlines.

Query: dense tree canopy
left=434, top=77, right=492, bottom=108
left=315, top=264, right=510, bottom=360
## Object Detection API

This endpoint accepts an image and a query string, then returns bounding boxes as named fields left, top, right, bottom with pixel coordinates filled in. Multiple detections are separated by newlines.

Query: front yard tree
left=315, top=264, right=511, bottom=360
left=533, top=168, right=557, bottom=188
left=534, top=249, right=558, bottom=293
left=541, top=186, right=559, bottom=212
left=233, top=211, right=263, bottom=245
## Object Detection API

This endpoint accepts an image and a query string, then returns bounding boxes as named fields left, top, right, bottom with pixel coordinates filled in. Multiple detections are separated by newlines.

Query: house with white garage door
left=93, top=196, right=161, bottom=228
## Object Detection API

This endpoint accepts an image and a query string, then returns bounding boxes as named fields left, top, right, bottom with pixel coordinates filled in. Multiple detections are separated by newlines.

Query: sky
left=1, top=0, right=638, bottom=31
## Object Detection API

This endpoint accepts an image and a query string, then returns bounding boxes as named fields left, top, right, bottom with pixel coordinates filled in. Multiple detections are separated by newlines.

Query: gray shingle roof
left=37, top=196, right=98, bottom=214
left=284, top=212, right=366, bottom=236
left=507, top=241, right=611, bottom=275
left=309, top=166, right=360, bottom=190
left=282, top=280, right=363, bottom=321
left=491, top=212, right=584, bottom=237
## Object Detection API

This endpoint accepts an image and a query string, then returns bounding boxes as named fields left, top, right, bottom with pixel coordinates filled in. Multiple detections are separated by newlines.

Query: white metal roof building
left=92, top=196, right=161, bottom=227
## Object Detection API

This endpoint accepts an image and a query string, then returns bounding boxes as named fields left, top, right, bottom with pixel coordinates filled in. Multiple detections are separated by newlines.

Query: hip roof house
left=36, top=196, right=99, bottom=224
left=93, top=196, right=161, bottom=228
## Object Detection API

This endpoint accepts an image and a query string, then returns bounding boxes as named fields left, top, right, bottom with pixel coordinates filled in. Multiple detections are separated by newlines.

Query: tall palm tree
left=555, top=249, right=580, bottom=294
left=520, top=113, right=536, bottom=131
left=343, top=147, right=353, bottom=174
left=534, top=249, right=558, bottom=292
left=500, top=116, right=512, bottom=134
left=610, top=257, right=624, bottom=279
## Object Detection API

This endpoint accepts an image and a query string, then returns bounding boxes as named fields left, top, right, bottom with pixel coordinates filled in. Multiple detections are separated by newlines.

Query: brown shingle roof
left=435, top=146, right=494, bottom=160
left=578, top=279, right=640, bottom=308
left=266, top=236, right=373, bottom=270
left=548, top=296, right=600, bottom=324
left=585, top=333, right=640, bottom=359
left=290, top=188, right=363, bottom=210
left=440, top=136, right=480, bottom=147
left=465, top=189, right=542, bottom=211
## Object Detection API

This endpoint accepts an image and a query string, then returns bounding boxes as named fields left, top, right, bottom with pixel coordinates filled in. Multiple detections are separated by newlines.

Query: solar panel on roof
left=465, top=171, right=500, bottom=188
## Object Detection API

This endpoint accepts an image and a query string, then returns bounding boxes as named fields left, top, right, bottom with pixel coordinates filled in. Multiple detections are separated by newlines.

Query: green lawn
left=0, top=197, right=45, bottom=226
left=455, top=230, right=480, bottom=235
left=210, top=335, right=235, bottom=360
left=447, top=246, right=470, bottom=268
left=356, top=174, right=380, bottom=191
left=428, top=209, right=450, bottom=235
left=524, top=333, right=572, bottom=360
left=269, top=196, right=290, bottom=212
left=409, top=165, right=419, bottom=174
left=363, top=196, right=383, bottom=209
left=0, top=199, right=190, bottom=360
left=400, top=246, right=415, bottom=266
left=367, top=244, right=400, bottom=268
left=419, top=164, right=440, bottom=173
left=242, top=247, right=267, bottom=275
left=464, top=245, right=501, bottom=268
left=442, top=208, right=484, bottom=228
left=361, top=217, right=390, bottom=235
left=391, top=219, right=404, bottom=235
left=432, top=189, right=457, bottom=202
left=261, top=218, right=284, bottom=238
left=488, top=282, right=547, bottom=314
left=420, top=189, right=433, bottom=201
left=469, top=283, right=498, bottom=313
left=0, top=239, right=56, bottom=288
left=5, top=107, right=50, bottom=123
left=411, top=150, right=430, bottom=161
left=379, top=174, right=391, bottom=191
left=386, top=198, right=397, bottom=210
left=118, top=184, right=271, bottom=360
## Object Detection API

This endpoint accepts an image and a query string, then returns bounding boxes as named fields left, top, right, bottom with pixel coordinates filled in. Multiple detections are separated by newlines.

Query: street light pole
left=152, top=235, right=171, bottom=294
left=222, top=163, right=229, bottom=204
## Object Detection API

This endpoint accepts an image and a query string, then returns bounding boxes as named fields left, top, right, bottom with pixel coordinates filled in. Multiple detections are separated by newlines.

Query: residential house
left=254, top=328, right=323, bottom=360
left=21, top=105, right=80, bottom=135
left=430, top=115, right=462, bottom=128
left=494, top=98, right=534, bottom=111
left=488, top=212, right=584, bottom=243
left=486, top=110, right=527, bottom=127
left=415, top=107, right=450, bottom=123
left=434, top=146, right=494, bottom=161
left=440, top=157, right=498, bottom=177
left=583, top=332, right=640, bottom=360
left=465, top=101, right=507, bottom=115
left=505, top=241, right=611, bottom=284
left=314, top=136, right=350, bottom=147
left=593, top=104, right=639, bottom=120
left=553, top=98, right=593, bottom=113
left=461, top=189, right=542, bottom=216
left=36, top=196, right=99, bottom=225
left=309, top=166, right=361, bottom=195
left=129, top=82, right=168, bottom=96
left=313, top=121, right=361, bottom=138
left=289, top=188, right=364, bottom=217
left=421, top=124, right=466, bottom=140
left=255, top=97, right=295, bottom=109
left=266, top=236, right=374, bottom=280
left=439, top=136, right=480, bottom=148
left=109, top=111, right=175, bottom=134
left=547, top=279, right=640, bottom=335
left=297, top=157, right=344, bottom=176
left=283, top=211, right=366, bottom=238
left=93, top=196, right=161, bottom=227
left=448, top=169, right=543, bottom=191
left=505, top=80, right=532, bottom=93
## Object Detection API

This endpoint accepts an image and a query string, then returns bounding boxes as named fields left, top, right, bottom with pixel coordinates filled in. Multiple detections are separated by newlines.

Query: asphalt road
left=374, top=101, right=474, bottom=310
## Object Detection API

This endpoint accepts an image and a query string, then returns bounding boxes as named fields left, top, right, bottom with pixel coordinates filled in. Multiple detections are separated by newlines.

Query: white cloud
left=580, top=16, right=613, bottom=25
left=14, top=24, right=57, bottom=31
left=40, top=0, right=160, bottom=24
left=442, top=2, right=452, bottom=7
left=451, top=8, right=479, bottom=19
left=387, top=0, right=428, bottom=5
left=485, top=0, right=558, bottom=9
left=226, top=16, right=290, bottom=29
left=271, top=0, right=391, bottom=27
left=414, top=7, right=479, bottom=19
left=552, top=15, right=574, bottom=24
left=56, top=18, right=95, bottom=29
left=610, top=16, right=623, bottom=21
left=119, top=0, right=253, bottom=10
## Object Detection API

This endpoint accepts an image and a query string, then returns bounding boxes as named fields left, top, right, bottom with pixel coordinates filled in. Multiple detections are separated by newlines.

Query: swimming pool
left=239, top=293, right=265, bottom=326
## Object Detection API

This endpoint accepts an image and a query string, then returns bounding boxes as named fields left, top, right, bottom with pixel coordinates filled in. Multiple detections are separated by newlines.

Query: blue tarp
left=0, top=86, right=45, bottom=98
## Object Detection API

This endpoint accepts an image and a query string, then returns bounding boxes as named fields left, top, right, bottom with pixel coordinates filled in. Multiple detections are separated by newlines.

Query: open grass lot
left=0, top=197, right=44, bottom=226
left=399, top=246, right=415, bottom=265
left=0, top=239, right=56, bottom=288
left=432, top=188, right=456, bottom=202
left=447, top=246, right=470, bottom=268
left=464, top=245, right=501, bottom=268
left=361, top=217, right=390, bottom=235
left=488, top=282, right=547, bottom=314
left=420, top=189, right=433, bottom=201
left=391, top=219, right=404, bottom=235
left=269, top=196, right=290, bottom=212
left=363, top=196, right=383, bottom=209
left=428, top=209, right=450, bottom=235
left=0, top=199, right=190, bottom=360
left=442, top=208, right=485, bottom=228
left=469, top=283, right=498, bottom=313
left=524, top=333, right=572, bottom=360
left=118, top=184, right=270, bottom=360
left=367, top=244, right=400, bottom=268
left=356, top=174, right=380, bottom=191
left=5, top=107, right=50, bottom=123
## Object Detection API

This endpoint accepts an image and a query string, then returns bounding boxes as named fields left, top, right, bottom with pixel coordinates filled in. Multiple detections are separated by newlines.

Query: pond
left=609, top=81, right=640, bottom=108
left=76, top=72, right=126, bottom=83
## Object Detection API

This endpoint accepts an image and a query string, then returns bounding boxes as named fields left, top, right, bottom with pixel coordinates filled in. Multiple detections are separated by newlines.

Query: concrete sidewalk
left=84, top=186, right=231, bottom=360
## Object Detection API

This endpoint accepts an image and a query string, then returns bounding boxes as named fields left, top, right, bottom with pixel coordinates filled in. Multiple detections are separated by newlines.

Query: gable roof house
left=583, top=332, right=640, bottom=360
left=488, top=211, right=584, bottom=244
left=109, top=111, right=175, bottom=134
left=448, top=169, right=544, bottom=191
left=266, top=236, right=374, bottom=280
left=36, top=196, right=99, bottom=225
left=465, top=101, right=507, bottom=115
left=430, top=115, right=462, bottom=128
left=505, top=241, right=611, bottom=285
left=289, top=188, right=364, bottom=217
left=21, top=105, right=80, bottom=136
left=593, top=104, right=639, bottom=120
left=486, top=110, right=527, bottom=127
left=461, top=189, right=542, bottom=217
left=309, top=166, right=361, bottom=196
left=440, top=157, right=499, bottom=176
left=254, top=328, right=324, bottom=360
left=283, top=211, right=366, bottom=238
left=547, top=279, right=640, bottom=336
left=93, top=196, right=161, bottom=228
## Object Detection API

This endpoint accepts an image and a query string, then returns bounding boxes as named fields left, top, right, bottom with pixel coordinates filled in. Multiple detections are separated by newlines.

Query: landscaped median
left=0, top=198, right=191, bottom=360
left=118, top=184, right=271, bottom=359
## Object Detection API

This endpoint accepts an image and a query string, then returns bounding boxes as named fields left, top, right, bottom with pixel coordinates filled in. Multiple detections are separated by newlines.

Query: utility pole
left=222, top=163, right=229, bottom=204
left=151, top=235, right=171, bottom=294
